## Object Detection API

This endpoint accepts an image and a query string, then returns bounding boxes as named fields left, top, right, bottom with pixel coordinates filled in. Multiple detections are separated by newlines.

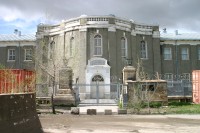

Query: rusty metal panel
left=0, top=69, right=35, bottom=94
left=192, top=70, right=200, bottom=104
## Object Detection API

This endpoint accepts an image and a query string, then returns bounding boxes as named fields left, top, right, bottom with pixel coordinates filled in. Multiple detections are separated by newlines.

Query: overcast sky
left=0, top=0, right=200, bottom=34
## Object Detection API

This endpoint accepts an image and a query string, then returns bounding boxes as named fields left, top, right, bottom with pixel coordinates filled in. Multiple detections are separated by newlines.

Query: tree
left=127, top=59, right=168, bottom=114
left=35, top=28, right=81, bottom=113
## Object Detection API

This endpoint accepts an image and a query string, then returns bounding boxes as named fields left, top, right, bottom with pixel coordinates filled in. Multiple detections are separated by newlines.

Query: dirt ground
left=39, top=114, right=200, bottom=133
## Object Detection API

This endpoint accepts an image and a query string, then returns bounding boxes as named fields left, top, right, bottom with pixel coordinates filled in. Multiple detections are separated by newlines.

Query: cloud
left=0, top=0, right=200, bottom=33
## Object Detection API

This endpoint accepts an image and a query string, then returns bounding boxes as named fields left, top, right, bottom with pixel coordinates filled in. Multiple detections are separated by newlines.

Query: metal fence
left=167, top=80, right=192, bottom=98
left=72, top=83, right=125, bottom=105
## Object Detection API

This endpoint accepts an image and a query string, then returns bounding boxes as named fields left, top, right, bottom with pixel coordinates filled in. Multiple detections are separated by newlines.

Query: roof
left=160, top=33, right=200, bottom=41
left=0, top=34, right=36, bottom=41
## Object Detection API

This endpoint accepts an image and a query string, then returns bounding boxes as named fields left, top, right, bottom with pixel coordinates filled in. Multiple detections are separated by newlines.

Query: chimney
left=14, top=29, right=18, bottom=35
left=163, top=28, right=167, bottom=33
left=175, top=30, right=178, bottom=35
left=18, top=31, right=21, bottom=36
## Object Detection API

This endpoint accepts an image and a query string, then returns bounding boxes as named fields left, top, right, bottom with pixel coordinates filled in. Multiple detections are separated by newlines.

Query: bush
left=149, top=102, right=162, bottom=108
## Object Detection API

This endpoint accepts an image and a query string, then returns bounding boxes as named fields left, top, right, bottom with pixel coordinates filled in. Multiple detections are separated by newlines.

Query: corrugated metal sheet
left=0, top=69, right=35, bottom=94
left=0, top=34, right=36, bottom=41
left=192, top=70, right=200, bottom=104
left=161, top=33, right=200, bottom=40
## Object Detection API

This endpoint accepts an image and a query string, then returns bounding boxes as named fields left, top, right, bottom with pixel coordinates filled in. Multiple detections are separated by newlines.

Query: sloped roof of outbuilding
left=160, top=33, right=200, bottom=41
left=0, top=34, right=36, bottom=41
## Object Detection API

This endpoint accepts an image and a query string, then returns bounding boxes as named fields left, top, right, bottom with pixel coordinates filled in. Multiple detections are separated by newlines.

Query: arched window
left=121, top=37, right=127, bottom=57
left=92, top=75, right=104, bottom=82
left=94, top=35, right=102, bottom=56
left=70, top=37, right=74, bottom=56
left=140, top=41, right=148, bottom=59
left=49, top=41, right=55, bottom=59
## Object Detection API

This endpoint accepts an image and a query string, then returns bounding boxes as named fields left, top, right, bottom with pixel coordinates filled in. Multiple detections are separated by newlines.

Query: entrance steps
left=78, top=105, right=118, bottom=115
left=53, top=88, right=75, bottom=105
left=78, top=99, right=118, bottom=114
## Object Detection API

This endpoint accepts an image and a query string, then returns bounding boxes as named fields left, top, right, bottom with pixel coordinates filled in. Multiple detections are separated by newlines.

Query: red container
left=0, top=69, right=35, bottom=94
left=192, top=70, right=200, bottom=104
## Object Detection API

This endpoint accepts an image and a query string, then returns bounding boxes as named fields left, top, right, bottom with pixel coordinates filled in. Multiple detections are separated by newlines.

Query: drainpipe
left=18, top=31, right=21, bottom=69
left=18, top=41, right=21, bottom=69
left=175, top=40, right=178, bottom=78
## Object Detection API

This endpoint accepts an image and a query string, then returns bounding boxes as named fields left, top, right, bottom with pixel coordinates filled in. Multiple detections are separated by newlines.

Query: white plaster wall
left=83, top=58, right=111, bottom=99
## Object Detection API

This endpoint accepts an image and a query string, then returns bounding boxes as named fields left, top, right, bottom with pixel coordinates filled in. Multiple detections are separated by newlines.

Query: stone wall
left=127, top=80, right=168, bottom=105
left=0, top=93, right=43, bottom=133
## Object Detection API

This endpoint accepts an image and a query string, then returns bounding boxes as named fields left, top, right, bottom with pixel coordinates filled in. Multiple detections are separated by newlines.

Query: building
left=160, top=31, right=200, bottom=80
left=0, top=30, right=35, bottom=70
left=160, top=32, right=200, bottom=100
left=1, top=15, right=200, bottom=102
left=35, top=15, right=200, bottom=101
left=36, top=15, right=161, bottom=100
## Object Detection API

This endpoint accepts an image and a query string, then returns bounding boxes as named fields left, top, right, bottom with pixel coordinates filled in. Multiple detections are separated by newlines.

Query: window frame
left=164, top=73, right=173, bottom=80
left=94, top=34, right=102, bottom=56
left=48, top=41, right=55, bottom=60
left=140, top=41, right=148, bottom=59
left=182, top=73, right=190, bottom=81
left=181, top=47, right=189, bottom=60
left=7, top=49, right=16, bottom=61
left=24, top=48, right=32, bottom=61
left=198, top=46, right=200, bottom=60
left=164, top=73, right=173, bottom=87
left=121, top=37, right=127, bottom=58
left=70, top=37, right=74, bottom=57
left=163, top=47, right=172, bottom=60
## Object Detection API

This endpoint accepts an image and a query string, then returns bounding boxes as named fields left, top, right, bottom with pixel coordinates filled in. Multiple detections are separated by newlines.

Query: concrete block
left=87, top=109, right=96, bottom=115
left=118, top=109, right=127, bottom=114
left=104, top=109, right=112, bottom=115
left=71, top=107, right=79, bottom=115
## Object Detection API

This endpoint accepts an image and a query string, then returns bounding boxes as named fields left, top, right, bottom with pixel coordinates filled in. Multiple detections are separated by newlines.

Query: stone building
left=36, top=15, right=162, bottom=100
left=35, top=15, right=200, bottom=100
left=36, top=15, right=160, bottom=84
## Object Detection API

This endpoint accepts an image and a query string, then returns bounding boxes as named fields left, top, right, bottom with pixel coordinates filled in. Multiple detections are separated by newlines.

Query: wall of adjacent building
left=0, top=41, right=35, bottom=70
left=161, top=40, right=200, bottom=76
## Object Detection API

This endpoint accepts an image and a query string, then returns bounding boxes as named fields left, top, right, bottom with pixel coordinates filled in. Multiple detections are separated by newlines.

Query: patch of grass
left=167, top=103, right=200, bottom=114
left=168, top=102, right=192, bottom=106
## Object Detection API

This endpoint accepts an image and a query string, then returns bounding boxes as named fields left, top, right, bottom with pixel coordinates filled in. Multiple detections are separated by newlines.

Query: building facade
left=34, top=15, right=200, bottom=100
left=160, top=32, right=200, bottom=81
left=36, top=15, right=161, bottom=87
left=1, top=15, right=200, bottom=100
left=0, top=32, right=35, bottom=70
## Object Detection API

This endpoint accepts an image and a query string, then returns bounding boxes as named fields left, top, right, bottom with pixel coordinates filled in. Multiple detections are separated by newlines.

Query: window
left=49, top=41, right=55, bottom=59
left=198, top=47, right=200, bottom=60
left=164, top=73, right=173, bottom=87
left=121, top=37, right=127, bottom=57
left=70, top=37, right=74, bottom=56
left=8, top=49, right=15, bottom=61
left=140, top=41, right=147, bottom=59
left=181, top=73, right=190, bottom=81
left=94, top=35, right=102, bottom=56
left=181, top=48, right=189, bottom=60
left=163, top=47, right=172, bottom=60
left=25, top=49, right=32, bottom=61
left=164, top=73, right=173, bottom=80
left=141, top=84, right=155, bottom=91
left=92, top=75, right=104, bottom=82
